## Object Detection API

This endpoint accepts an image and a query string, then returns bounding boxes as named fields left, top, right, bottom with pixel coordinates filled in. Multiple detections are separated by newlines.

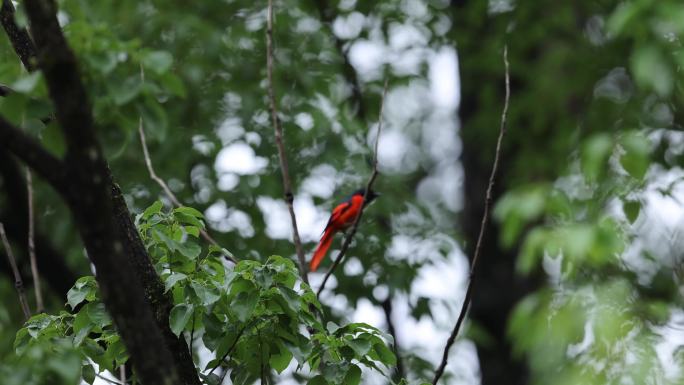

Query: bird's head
left=352, top=188, right=379, bottom=205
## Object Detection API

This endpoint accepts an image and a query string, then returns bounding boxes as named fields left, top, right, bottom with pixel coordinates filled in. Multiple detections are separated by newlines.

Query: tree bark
left=0, top=1, right=201, bottom=383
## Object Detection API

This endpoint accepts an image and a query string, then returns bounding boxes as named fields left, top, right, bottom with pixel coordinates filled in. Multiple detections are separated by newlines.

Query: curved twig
left=0, top=222, right=31, bottom=319
left=137, top=119, right=237, bottom=264
left=266, top=0, right=308, bottom=283
left=431, top=45, right=510, bottom=385
left=316, top=79, right=388, bottom=298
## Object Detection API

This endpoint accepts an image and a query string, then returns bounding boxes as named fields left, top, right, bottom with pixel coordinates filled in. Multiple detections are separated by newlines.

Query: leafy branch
left=138, top=117, right=238, bottom=264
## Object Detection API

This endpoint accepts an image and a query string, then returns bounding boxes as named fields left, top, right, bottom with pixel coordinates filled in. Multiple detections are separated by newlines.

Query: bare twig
left=316, top=79, right=388, bottom=298
left=95, top=372, right=125, bottom=385
left=207, top=324, right=249, bottom=376
left=266, top=0, right=308, bottom=284
left=382, top=298, right=405, bottom=381
left=431, top=45, right=510, bottom=385
left=0, top=222, right=31, bottom=319
left=26, top=168, right=44, bottom=312
left=119, top=365, right=127, bottom=385
left=137, top=118, right=237, bottom=264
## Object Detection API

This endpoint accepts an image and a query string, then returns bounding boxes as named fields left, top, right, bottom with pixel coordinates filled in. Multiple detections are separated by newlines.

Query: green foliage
left=9, top=203, right=396, bottom=385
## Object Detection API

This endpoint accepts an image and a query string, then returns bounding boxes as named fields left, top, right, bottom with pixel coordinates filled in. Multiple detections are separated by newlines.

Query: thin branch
left=266, top=0, right=308, bottom=284
left=137, top=119, right=237, bottom=264
left=431, top=45, right=510, bottom=385
left=119, top=365, right=127, bottom=385
left=316, top=79, right=388, bottom=298
left=208, top=324, right=249, bottom=376
left=0, top=0, right=37, bottom=71
left=382, top=298, right=405, bottom=381
left=0, top=222, right=31, bottom=319
left=95, top=372, right=125, bottom=385
left=189, top=312, right=196, bottom=356
left=26, top=167, right=44, bottom=312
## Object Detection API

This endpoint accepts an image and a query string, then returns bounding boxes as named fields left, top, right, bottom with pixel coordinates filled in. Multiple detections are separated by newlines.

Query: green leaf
left=191, top=281, right=221, bottom=305
left=46, top=350, right=81, bottom=383
left=110, top=76, right=143, bottom=105
left=185, top=225, right=200, bottom=237
left=620, top=132, right=650, bottom=180
left=175, top=206, right=204, bottom=218
left=232, top=290, right=258, bottom=322
left=14, top=327, right=30, bottom=354
left=87, top=302, right=112, bottom=328
left=631, top=45, right=673, bottom=97
left=177, top=240, right=202, bottom=259
left=346, top=338, right=371, bottom=357
left=72, top=309, right=92, bottom=345
left=142, top=201, right=163, bottom=219
left=66, top=276, right=97, bottom=309
left=104, top=335, right=128, bottom=366
left=343, top=364, right=361, bottom=385
left=160, top=72, right=187, bottom=97
left=169, top=303, right=194, bottom=336
left=174, top=211, right=204, bottom=228
left=142, top=50, right=173, bottom=74
left=623, top=200, right=641, bottom=224
left=327, top=322, right=340, bottom=334
left=164, top=272, right=188, bottom=293
left=82, top=364, right=96, bottom=384
left=581, top=133, right=613, bottom=181
left=269, top=344, right=293, bottom=373
left=373, top=341, right=396, bottom=365
left=494, top=185, right=549, bottom=248
left=202, top=313, right=225, bottom=351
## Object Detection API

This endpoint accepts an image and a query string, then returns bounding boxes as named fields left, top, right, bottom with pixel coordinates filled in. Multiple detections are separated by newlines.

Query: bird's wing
left=323, top=201, right=352, bottom=232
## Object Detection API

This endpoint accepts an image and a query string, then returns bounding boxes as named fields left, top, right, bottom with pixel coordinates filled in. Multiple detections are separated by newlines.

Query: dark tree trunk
left=450, top=3, right=535, bottom=384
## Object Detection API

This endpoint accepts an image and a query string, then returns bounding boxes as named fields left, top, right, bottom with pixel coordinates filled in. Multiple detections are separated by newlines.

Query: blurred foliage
left=0, top=0, right=683, bottom=384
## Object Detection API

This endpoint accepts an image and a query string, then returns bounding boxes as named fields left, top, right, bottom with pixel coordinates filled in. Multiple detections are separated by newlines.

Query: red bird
left=309, top=188, right=379, bottom=272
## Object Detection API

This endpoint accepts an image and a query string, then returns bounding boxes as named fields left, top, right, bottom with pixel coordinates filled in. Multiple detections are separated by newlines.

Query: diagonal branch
left=0, top=222, right=31, bottom=319
left=0, top=0, right=37, bottom=71
left=431, top=45, right=510, bottom=385
left=267, top=0, right=308, bottom=284
left=0, top=117, right=67, bottom=190
left=138, top=119, right=237, bottom=264
left=382, top=297, right=405, bottom=381
left=316, top=79, right=388, bottom=298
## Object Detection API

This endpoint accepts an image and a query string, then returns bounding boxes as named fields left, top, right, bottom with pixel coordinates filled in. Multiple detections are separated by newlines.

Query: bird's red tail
left=310, top=229, right=335, bottom=272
